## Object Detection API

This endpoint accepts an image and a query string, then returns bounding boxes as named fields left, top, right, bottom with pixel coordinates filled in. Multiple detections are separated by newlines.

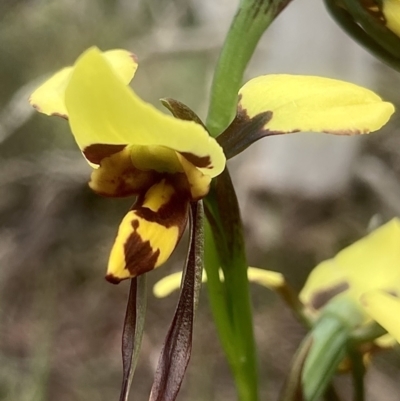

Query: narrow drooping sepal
left=106, top=179, right=190, bottom=283
left=119, top=276, right=147, bottom=401
left=149, top=201, right=204, bottom=401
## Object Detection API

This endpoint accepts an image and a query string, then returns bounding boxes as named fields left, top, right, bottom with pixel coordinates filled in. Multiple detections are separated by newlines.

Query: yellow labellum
left=238, top=75, right=394, bottom=135
left=106, top=179, right=188, bottom=283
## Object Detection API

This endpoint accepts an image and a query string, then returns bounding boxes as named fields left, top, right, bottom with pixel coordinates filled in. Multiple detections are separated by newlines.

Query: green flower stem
left=204, top=1, right=293, bottom=400
left=206, top=0, right=293, bottom=137
left=348, top=349, right=365, bottom=401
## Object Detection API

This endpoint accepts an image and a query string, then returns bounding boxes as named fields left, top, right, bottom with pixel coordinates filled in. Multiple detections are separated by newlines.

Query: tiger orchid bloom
left=30, top=46, right=395, bottom=286
left=156, top=219, right=400, bottom=344
left=30, top=47, right=225, bottom=284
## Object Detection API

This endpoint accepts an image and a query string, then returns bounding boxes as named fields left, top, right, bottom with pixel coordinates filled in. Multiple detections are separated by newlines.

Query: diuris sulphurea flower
left=30, top=46, right=394, bottom=284
left=30, top=46, right=225, bottom=283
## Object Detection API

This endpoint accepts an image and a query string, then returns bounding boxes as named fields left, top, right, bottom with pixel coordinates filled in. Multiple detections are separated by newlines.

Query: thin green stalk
left=206, top=0, right=293, bottom=137
left=204, top=1, right=293, bottom=400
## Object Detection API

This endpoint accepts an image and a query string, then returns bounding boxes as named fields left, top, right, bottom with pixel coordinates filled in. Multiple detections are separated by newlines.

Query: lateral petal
left=29, top=48, right=138, bottom=119
left=64, top=47, right=225, bottom=176
left=106, top=179, right=189, bottom=283
left=238, top=75, right=394, bottom=135
left=361, top=290, right=400, bottom=343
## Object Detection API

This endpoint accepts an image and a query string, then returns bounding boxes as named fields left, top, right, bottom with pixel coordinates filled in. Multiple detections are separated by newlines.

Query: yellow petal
left=106, top=179, right=189, bottom=283
left=247, top=267, right=285, bottom=289
left=29, top=48, right=138, bottom=119
left=152, top=266, right=283, bottom=298
left=383, top=0, right=400, bottom=38
left=361, top=290, right=400, bottom=343
left=300, top=218, right=400, bottom=311
left=177, top=153, right=211, bottom=200
left=238, top=75, right=394, bottom=135
left=153, top=270, right=207, bottom=298
left=65, top=47, right=225, bottom=176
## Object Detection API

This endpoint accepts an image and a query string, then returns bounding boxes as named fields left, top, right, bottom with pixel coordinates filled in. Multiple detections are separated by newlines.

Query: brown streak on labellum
left=124, top=219, right=161, bottom=277
left=83, top=143, right=126, bottom=164
left=310, top=282, right=350, bottom=310
left=180, top=152, right=212, bottom=169
left=135, top=188, right=189, bottom=233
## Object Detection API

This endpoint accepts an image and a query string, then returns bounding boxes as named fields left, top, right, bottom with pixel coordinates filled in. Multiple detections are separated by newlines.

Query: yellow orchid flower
left=30, top=46, right=225, bottom=283
left=156, top=219, right=400, bottom=343
left=301, top=218, right=400, bottom=341
left=30, top=46, right=394, bottom=284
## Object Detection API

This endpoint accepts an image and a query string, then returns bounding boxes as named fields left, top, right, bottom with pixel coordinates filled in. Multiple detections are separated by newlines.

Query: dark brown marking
left=134, top=186, right=189, bottom=233
left=83, top=143, right=126, bottom=164
left=105, top=274, right=123, bottom=284
left=310, top=282, right=350, bottom=310
left=123, top=222, right=161, bottom=277
left=180, top=152, right=212, bottom=169
left=217, top=103, right=279, bottom=159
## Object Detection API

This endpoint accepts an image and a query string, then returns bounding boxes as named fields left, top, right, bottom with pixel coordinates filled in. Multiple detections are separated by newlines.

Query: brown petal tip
left=105, top=274, right=123, bottom=285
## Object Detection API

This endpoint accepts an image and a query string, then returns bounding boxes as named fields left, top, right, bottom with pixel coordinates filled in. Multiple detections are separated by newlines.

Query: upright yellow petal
left=29, top=48, right=138, bottom=119
left=361, top=290, right=400, bottom=342
left=106, top=179, right=189, bottom=283
left=65, top=47, right=225, bottom=175
left=238, top=75, right=394, bottom=135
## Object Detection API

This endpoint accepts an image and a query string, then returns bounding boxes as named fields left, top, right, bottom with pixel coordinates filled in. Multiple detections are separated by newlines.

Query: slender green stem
left=348, top=350, right=365, bottom=401
left=204, top=1, right=293, bottom=400
left=206, top=0, right=293, bottom=137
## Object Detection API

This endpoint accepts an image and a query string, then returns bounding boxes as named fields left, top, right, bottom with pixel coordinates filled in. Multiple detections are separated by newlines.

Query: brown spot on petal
left=310, top=282, right=350, bottom=310
left=83, top=143, right=127, bottom=164
left=124, top=219, right=161, bottom=277
left=180, top=152, right=212, bottom=169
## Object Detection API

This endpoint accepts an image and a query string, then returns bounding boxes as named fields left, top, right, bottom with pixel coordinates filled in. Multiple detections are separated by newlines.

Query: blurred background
left=1, top=0, right=400, bottom=400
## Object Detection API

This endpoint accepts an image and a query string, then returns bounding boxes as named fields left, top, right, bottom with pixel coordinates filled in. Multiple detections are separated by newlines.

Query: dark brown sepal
left=119, top=276, right=147, bottom=401
left=160, top=98, right=207, bottom=129
left=217, top=107, right=276, bottom=159
left=149, top=201, right=204, bottom=401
